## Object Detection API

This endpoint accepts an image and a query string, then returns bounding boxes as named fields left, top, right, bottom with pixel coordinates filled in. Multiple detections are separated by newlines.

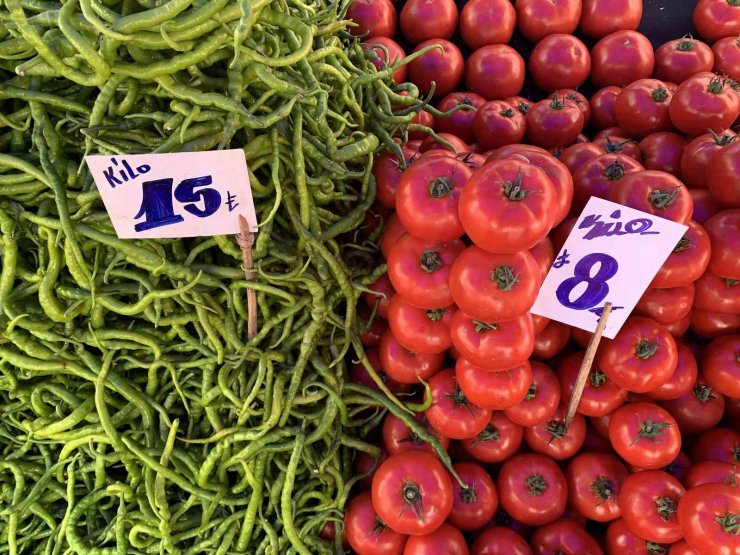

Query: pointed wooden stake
left=236, top=215, right=257, bottom=341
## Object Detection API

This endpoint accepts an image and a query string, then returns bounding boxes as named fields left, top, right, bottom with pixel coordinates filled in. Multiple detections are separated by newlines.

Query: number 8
left=556, top=253, right=619, bottom=310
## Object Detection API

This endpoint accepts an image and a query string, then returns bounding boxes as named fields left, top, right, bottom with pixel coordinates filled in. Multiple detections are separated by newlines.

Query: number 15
left=134, top=176, right=221, bottom=232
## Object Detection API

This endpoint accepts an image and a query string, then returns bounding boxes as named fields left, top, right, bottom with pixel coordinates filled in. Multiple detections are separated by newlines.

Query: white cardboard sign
left=85, top=149, right=257, bottom=239
left=530, top=197, right=688, bottom=339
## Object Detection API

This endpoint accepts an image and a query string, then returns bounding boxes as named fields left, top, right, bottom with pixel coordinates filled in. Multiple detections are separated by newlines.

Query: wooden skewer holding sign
left=236, top=215, right=258, bottom=341
left=564, top=302, right=613, bottom=427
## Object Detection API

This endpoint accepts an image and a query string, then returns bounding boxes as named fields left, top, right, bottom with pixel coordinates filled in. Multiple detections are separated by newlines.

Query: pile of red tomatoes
left=337, top=1, right=740, bottom=554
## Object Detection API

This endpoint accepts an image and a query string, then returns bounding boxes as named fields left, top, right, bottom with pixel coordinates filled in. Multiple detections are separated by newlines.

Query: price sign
left=85, top=149, right=257, bottom=239
left=530, top=197, right=687, bottom=339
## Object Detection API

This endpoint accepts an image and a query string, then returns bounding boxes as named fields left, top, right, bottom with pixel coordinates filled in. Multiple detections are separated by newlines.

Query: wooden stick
left=236, top=215, right=258, bottom=341
left=564, top=302, right=613, bottom=427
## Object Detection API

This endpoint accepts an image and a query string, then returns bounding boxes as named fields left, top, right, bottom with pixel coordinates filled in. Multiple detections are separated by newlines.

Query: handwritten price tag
left=85, top=149, right=257, bottom=239
left=530, top=197, right=687, bottom=339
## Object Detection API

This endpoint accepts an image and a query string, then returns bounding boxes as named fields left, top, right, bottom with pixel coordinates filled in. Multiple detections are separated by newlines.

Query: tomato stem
left=426, top=309, right=446, bottom=322
left=676, top=39, right=695, bottom=51
left=400, top=481, right=425, bottom=522
left=473, top=320, right=499, bottom=333
left=646, top=542, right=670, bottom=555
left=370, top=517, right=391, bottom=539
left=603, top=160, right=626, bottom=181
left=693, top=382, right=716, bottom=403
left=445, top=382, right=478, bottom=418
left=420, top=250, right=442, bottom=273
left=514, top=102, right=530, bottom=116
left=708, top=75, right=727, bottom=94
left=549, top=95, right=566, bottom=110
left=635, top=339, right=659, bottom=359
left=672, top=234, right=692, bottom=253
left=491, top=264, right=519, bottom=291
left=471, top=424, right=500, bottom=445
left=708, top=130, right=737, bottom=146
left=500, top=107, right=515, bottom=118
left=589, top=476, right=616, bottom=504
left=428, top=176, right=455, bottom=199
left=651, top=87, right=669, bottom=103
left=526, top=474, right=547, bottom=496
left=649, top=187, right=679, bottom=209
left=399, top=431, right=425, bottom=446
left=590, top=369, right=607, bottom=388
left=502, top=168, right=533, bottom=201
left=728, top=0, right=740, bottom=8
left=546, top=420, right=567, bottom=444
left=715, top=512, right=739, bottom=534
left=631, top=418, right=671, bottom=445
left=726, top=279, right=739, bottom=287
left=460, top=484, right=478, bottom=504
left=524, top=382, right=537, bottom=401
left=655, top=496, right=677, bottom=521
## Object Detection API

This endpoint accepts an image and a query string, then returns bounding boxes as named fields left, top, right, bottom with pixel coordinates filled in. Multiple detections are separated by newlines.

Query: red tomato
left=506, top=96, right=535, bottom=117
left=567, top=452, right=629, bottom=522
left=664, top=451, right=695, bottom=486
left=403, top=523, right=469, bottom=555
left=669, top=73, right=740, bottom=136
left=449, top=247, right=540, bottom=321
left=634, top=284, right=695, bottom=325
left=690, top=189, right=723, bottom=224
left=460, top=0, right=516, bottom=50
left=572, top=154, right=644, bottom=212
left=448, top=463, right=498, bottom=531
left=701, top=335, right=740, bottom=398
left=614, top=79, right=674, bottom=138
left=408, top=40, right=464, bottom=98
left=465, top=45, right=525, bottom=101
left=664, top=313, right=692, bottom=338
left=669, top=541, right=701, bottom=555
left=556, top=89, right=591, bottom=126
left=693, top=0, right=740, bottom=42
left=704, top=209, right=740, bottom=279
left=364, top=37, right=407, bottom=84
left=590, top=86, right=621, bottom=130
left=359, top=307, right=387, bottom=347
left=608, top=402, right=681, bottom=469
left=526, top=96, right=584, bottom=148
left=532, top=320, right=570, bottom=360
left=651, top=221, right=711, bottom=289
left=691, top=308, right=740, bottom=338
left=713, top=35, right=740, bottom=78
left=529, top=34, right=591, bottom=91
left=383, top=412, right=451, bottom=457
left=558, top=352, right=628, bottom=417
left=609, top=170, right=693, bottom=224
left=677, top=483, right=740, bottom=555
left=373, top=147, right=419, bottom=210
left=372, top=451, right=453, bottom=535
left=347, top=0, right=397, bottom=38
left=387, top=295, right=453, bottom=355
left=409, top=110, right=436, bottom=140
left=660, top=379, right=725, bottom=435
left=471, top=527, right=532, bottom=555
left=639, top=132, right=686, bottom=177
left=514, top=0, right=582, bottom=43
left=685, top=461, right=738, bottom=489
left=456, top=359, right=532, bottom=410
left=461, top=412, right=524, bottom=463
left=648, top=342, right=699, bottom=401
left=450, top=311, right=534, bottom=372
left=497, top=453, right=568, bottom=526
left=606, top=518, right=669, bottom=555
left=425, top=369, right=491, bottom=440
left=504, top=361, right=561, bottom=427
left=560, top=143, right=603, bottom=174
left=523, top=405, right=586, bottom=461
left=680, top=130, right=737, bottom=189
left=352, top=348, right=413, bottom=395
left=708, top=140, right=740, bottom=207
left=655, top=38, right=715, bottom=84
left=419, top=133, right=468, bottom=156
left=400, top=0, right=458, bottom=44
left=355, top=448, right=388, bottom=490
left=530, top=518, right=602, bottom=555
left=691, top=427, right=740, bottom=465
left=364, top=273, right=393, bottom=319
left=579, top=0, right=642, bottom=38
left=694, top=271, right=740, bottom=315
left=381, top=213, right=408, bottom=259
left=598, top=318, right=678, bottom=393
left=387, top=234, right=464, bottom=309
left=590, top=30, right=655, bottom=87
left=435, top=92, right=486, bottom=144
left=379, top=329, right=445, bottom=384
left=344, top=491, right=408, bottom=555
left=474, top=101, right=527, bottom=149
left=488, top=144, right=550, bottom=161
left=619, top=471, right=685, bottom=543
left=530, top=237, right=555, bottom=284
left=532, top=314, right=550, bottom=335
left=459, top=159, right=557, bottom=253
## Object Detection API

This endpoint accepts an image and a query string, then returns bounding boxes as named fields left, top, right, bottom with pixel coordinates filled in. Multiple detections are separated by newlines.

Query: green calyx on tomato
left=428, top=176, right=455, bottom=199
left=502, top=169, right=533, bottom=201
left=714, top=512, right=739, bottom=534
left=630, top=418, right=671, bottom=445
left=491, top=264, right=519, bottom=291
left=445, top=383, right=477, bottom=415
left=709, top=130, right=737, bottom=146
left=727, top=0, right=739, bottom=7
left=420, top=250, right=442, bottom=273
left=460, top=484, right=478, bottom=505
left=474, top=320, right=500, bottom=333
left=525, top=383, right=537, bottom=400
left=526, top=473, right=548, bottom=496
left=635, top=339, right=659, bottom=359
left=707, top=75, right=729, bottom=94
left=549, top=96, right=566, bottom=111
left=546, top=420, right=568, bottom=444
left=673, top=234, right=692, bottom=252
left=651, top=87, right=670, bottom=103
left=655, top=496, right=677, bottom=521
left=500, top=107, right=516, bottom=118
left=514, top=102, right=530, bottom=116
left=400, top=480, right=425, bottom=521
left=676, top=39, right=696, bottom=51
left=649, top=187, right=679, bottom=209
left=589, top=476, right=616, bottom=503
left=726, top=279, right=739, bottom=287
left=426, top=308, right=447, bottom=321
left=646, top=542, right=670, bottom=555
left=369, top=517, right=392, bottom=539
left=602, top=136, right=632, bottom=155
left=399, top=431, right=426, bottom=446
left=734, top=446, right=740, bottom=463
left=693, top=383, right=717, bottom=403
left=472, top=424, right=500, bottom=445
left=603, top=160, right=627, bottom=180
left=590, top=370, right=607, bottom=388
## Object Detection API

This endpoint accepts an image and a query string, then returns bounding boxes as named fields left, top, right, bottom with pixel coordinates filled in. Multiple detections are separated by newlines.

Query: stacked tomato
left=341, top=1, right=740, bottom=554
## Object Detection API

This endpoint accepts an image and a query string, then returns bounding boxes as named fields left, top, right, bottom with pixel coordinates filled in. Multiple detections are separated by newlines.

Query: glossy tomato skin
left=597, top=317, right=678, bottom=393
left=708, top=141, right=740, bottom=207
left=639, top=132, right=686, bottom=177
left=387, top=234, right=465, bottom=310
left=691, top=308, right=740, bottom=338
left=379, top=330, right=445, bottom=384
left=614, top=79, right=674, bottom=138
left=344, top=491, right=408, bottom=555
left=402, top=523, right=469, bottom=555
left=532, top=320, right=570, bottom=360
left=651, top=221, right=712, bottom=289
left=608, top=171, right=693, bottom=224
left=669, top=73, right=740, bottom=136
left=449, top=247, right=540, bottom=321
left=456, top=359, right=532, bottom=410
left=713, top=35, right=740, bottom=78
left=606, top=518, right=667, bottom=555
left=590, top=86, right=621, bottom=129
left=351, top=348, right=413, bottom=395
left=556, top=89, right=591, bottom=126
left=608, top=402, right=681, bottom=469
left=655, top=38, right=715, bottom=84
left=514, top=0, right=582, bottom=43
left=572, top=153, right=643, bottom=212
left=579, top=0, right=642, bottom=38
left=677, top=483, right=740, bottom=555
left=648, top=342, right=699, bottom=401
left=634, top=284, right=695, bottom=325
left=558, top=352, right=627, bottom=417
left=372, top=451, right=453, bottom=536
left=664, top=312, right=692, bottom=338
left=529, top=34, right=591, bottom=92
left=373, top=147, right=418, bottom=210
left=419, top=134, right=468, bottom=156
left=435, top=92, right=486, bottom=145
left=425, top=369, right=491, bottom=440
left=523, top=405, right=586, bottom=461
left=704, top=209, right=740, bottom=279
left=365, top=273, right=393, bottom=319
left=448, top=463, right=499, bottom=531
left=529, top=518, right=602, bottom=555
left=497, top=453, right=568, bottom=526
left=461, top=412, right=524, bottom=463
left=382, top=412, right=451, bottom=457
left=460, top=0, right=516, bottom=50
left=619, top=471, right=686, bottom=543
left=560, top=143, right=602, bottom=175
left=459, top=159, right=557, bottom=253
left=396, top=155, right=472, bottom=243
left=691, top=427, right=740, bottom=465
left=660, top=379, right=726, bottom=435
left=465, top=45, right=525, bottom=101
left=694, top=271, right=740, bottom=315
left=567, top=452, right=629, bottom=522
left=693, top=0, right=740, bottom=42
left=681, top=130, right=737, bottom=189
left=526, top=97, right=584, bottom=148
left=347, top=0, right=397, bottom=38
left=364, top=37, right=407, bottom=83
left=408, top=40, right=464, bottom=98
left=685, top=461, right=738, bottom=488
left=504, top=361, right=560, bottom=426
left=450, top=311, right=534, bottom=371
left=471, top=527, right=532, bottom=555
left=590, top=30, right=655, bottom=87
left=474, top=101, right=527, bottom=149
left=400, top=0, right=457, bottom=44
left=387, top=295, right=453, bottom=355
left=381, top=213, right=408, bottom=259
left=530, top=238, right=555, bottom=284
left=701, top=335, right=740, bottom=398
left=669, top=541, right=701, bottom=555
